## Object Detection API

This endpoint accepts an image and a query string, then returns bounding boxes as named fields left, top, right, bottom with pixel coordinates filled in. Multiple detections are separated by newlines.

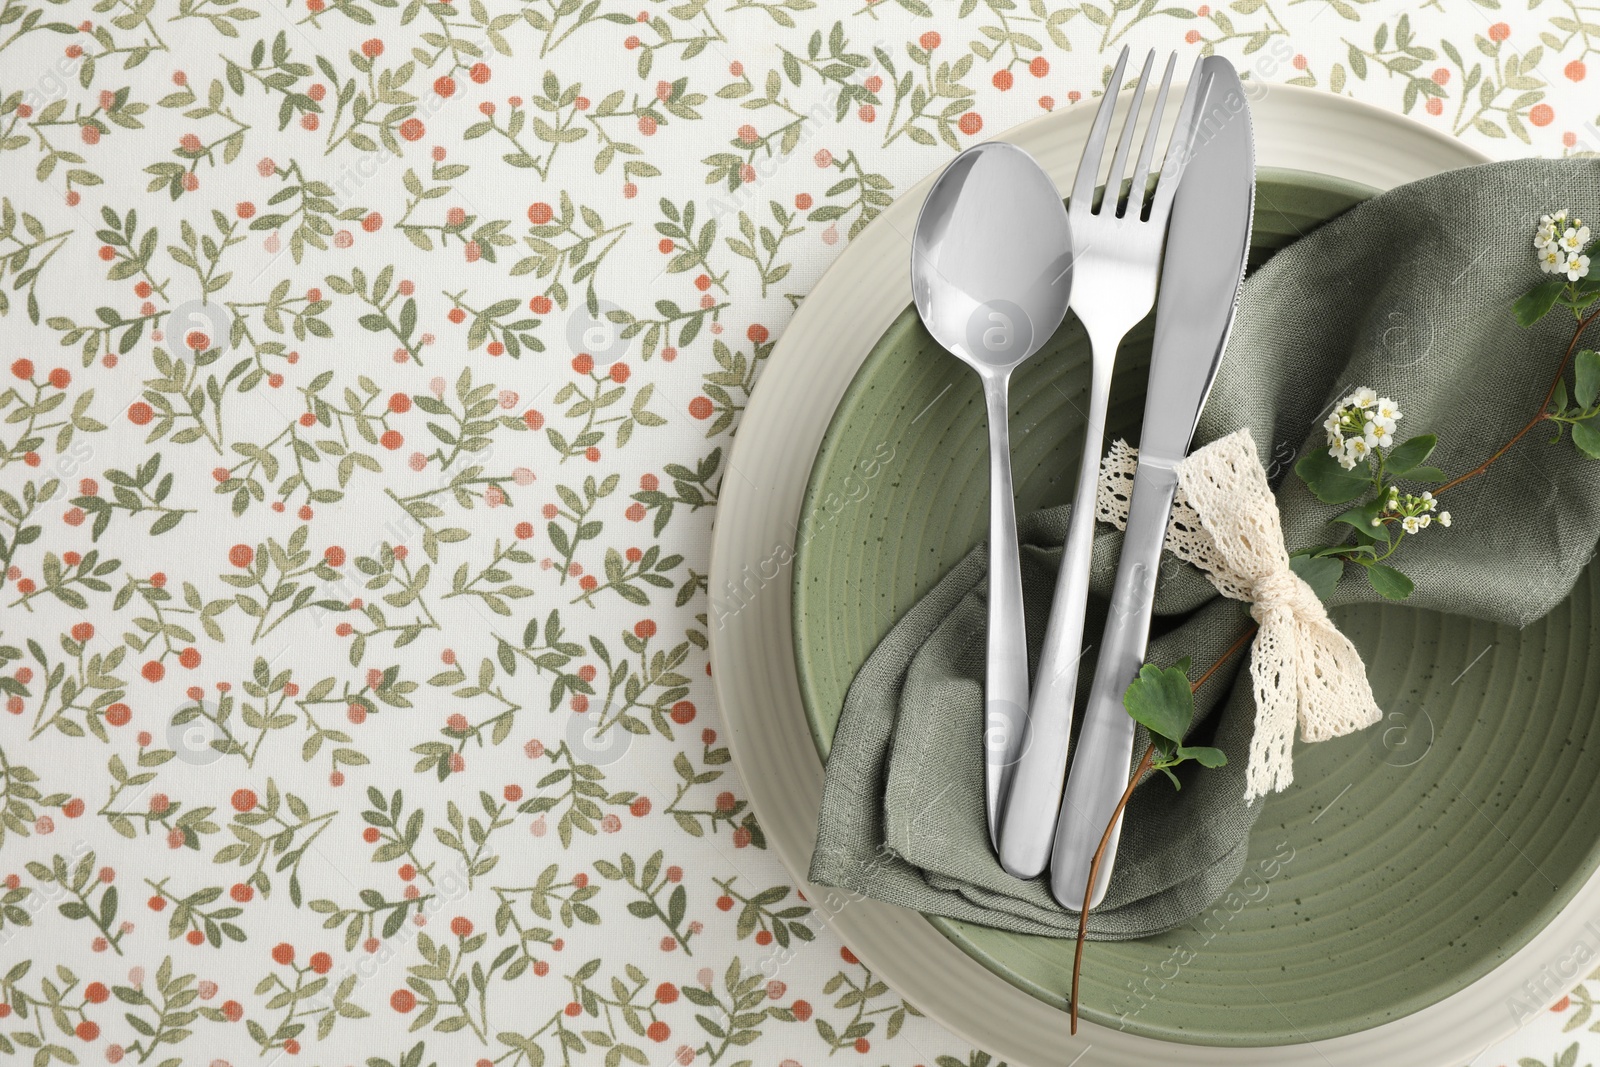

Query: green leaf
left=1176, top=745, right=1227, bottom=768
left=1571, top=419, right=1600, bottom=458
left=1514, top=276, right=1565, bottom=327
left=1576, top=350, right=1600, bottom=409
left=1121, top=659, right=1194, bottom=743
left=1383, top=433, right=1436, bottom=475
left=1289, top=553, right=1343, bottom=601
left=1294, top=448, right=1370, bottom=504
left=1365, top=563, right=1414, bottom=600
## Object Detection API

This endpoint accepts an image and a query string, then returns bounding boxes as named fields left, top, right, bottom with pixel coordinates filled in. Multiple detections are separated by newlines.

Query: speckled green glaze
left=792, top=168, right=1600, bottom=1045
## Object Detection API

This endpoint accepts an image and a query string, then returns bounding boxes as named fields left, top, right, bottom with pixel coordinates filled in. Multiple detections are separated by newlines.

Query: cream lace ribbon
left=1093, top=427, right=1382, bottom=801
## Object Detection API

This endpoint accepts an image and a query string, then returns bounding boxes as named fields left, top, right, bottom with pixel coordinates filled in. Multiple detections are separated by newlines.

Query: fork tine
left=1070, top=46, right=1129, bottom=212
left=1146, top=55, right=1209, bottom=224
left=1127, top=52, right=1176, bottom=220
left=1102, top=50, right=1154, bottom=217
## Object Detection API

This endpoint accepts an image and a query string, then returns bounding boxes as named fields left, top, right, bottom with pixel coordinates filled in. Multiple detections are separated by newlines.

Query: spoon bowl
left=912, top=143, right=1074, bottom=374
left=909, top=142, right=1072, bottom=844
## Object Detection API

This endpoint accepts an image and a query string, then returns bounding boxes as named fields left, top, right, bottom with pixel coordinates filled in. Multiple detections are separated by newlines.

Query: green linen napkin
left=809, top=157, right=1600, bottom=939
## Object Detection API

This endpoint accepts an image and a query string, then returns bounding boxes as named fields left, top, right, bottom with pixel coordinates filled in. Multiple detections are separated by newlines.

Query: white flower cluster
left=1377, top=486, right=1451, bottom=536
left=1536, top=210, right=1591, bottom=281
left=1323, top=387, right=1401, bottom=470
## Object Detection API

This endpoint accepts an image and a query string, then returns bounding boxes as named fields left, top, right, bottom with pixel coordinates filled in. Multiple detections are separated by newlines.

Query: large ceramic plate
left=703, top=85, right=1600, bottom=1065
left=793, top=167, right=1600, bottom=1045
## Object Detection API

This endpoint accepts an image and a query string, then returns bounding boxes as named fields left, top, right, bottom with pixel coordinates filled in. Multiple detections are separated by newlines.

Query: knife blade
left=1049, top=55, right=1256, bottom=911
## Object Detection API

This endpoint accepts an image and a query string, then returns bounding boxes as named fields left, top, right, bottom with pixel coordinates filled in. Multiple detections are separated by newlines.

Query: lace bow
left=1094, top=428, right=1382, bottom=801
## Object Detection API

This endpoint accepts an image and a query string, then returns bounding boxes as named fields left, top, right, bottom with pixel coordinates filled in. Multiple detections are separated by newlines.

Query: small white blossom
left=1438, top=511, right=1452, bottom=527
left=1363, top=420, right=1393, bottom=448
left=1540, top=246, right=1566, bottom=273
left=1402, top=515, right=1421, bottom=534
left=1565, top=253, right=1592, bottom=282
left=1347, top=387, right=1378, bottom=408
left=1374, top=398, right=1402, bottom=422
left=1560, top=224, right=1592, bottom=254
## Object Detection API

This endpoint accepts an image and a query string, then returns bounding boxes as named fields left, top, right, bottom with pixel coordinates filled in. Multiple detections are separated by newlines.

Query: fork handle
left=994, top=355, right=1111, bottom=878
left=981, top=371, right=1031, bottom=850
left=1050, top=458, right=1178, bottom=910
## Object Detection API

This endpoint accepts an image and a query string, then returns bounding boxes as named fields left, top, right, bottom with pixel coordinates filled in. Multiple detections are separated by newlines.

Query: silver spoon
left=910, top=142, right=1073, bottom=848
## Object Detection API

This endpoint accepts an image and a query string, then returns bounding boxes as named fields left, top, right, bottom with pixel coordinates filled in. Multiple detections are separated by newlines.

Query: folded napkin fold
left=809, top=158, right=1600, bottom=940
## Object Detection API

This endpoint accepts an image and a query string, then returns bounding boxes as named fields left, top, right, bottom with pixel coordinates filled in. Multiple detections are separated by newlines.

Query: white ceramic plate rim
left=701, top=83, right=1565, bottom=1066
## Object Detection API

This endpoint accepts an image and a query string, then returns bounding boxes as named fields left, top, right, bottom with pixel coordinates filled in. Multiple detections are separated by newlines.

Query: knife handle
left=994, top=358, right=1110, bottom=879
left=1050, top=458, right=1178, bottom=911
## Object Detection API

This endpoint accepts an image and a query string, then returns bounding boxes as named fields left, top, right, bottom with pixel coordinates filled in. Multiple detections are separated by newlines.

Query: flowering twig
left=1069, top=627, right=1251, bottom=1034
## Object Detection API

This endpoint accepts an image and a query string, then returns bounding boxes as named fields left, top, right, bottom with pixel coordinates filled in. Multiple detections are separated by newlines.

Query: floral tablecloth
left=0, top=0, right=1596, bottom=1065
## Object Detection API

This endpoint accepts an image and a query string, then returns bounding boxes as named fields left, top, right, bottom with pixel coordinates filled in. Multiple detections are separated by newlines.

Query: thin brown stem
left=1436, top=306, right=1600, bottom=496
left=1067, top=623, right=1257, bottom=1034
left=1070, top=742, right=1152, bottom=1035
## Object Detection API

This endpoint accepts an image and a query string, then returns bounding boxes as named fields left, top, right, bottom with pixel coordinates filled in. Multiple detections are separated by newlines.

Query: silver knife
left=1049, top=56, right=1256, bottom=911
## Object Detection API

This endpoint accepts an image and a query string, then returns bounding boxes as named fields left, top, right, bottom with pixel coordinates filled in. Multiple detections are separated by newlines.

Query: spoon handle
left=982, top=372, right=1031, bottom=849
left=995, top=351, right=1111, bottom=878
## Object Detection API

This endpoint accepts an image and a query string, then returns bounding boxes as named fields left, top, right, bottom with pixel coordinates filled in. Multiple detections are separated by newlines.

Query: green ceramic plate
left=792, top=168, right=1600, bottom=1045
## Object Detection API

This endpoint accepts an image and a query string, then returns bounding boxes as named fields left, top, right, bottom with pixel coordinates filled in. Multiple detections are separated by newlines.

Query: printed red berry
left=609, top=362, right=630, bottom=383
left=222, top=999, right=243, bottom=1021
left=754, top=929, right=773, bottom=946
left=75, top=1021, right=99, bottom=1041
left=469, top=62, right=491, bottom=83
left=271, top=942, right=294, bottom=965
left=128, top=402, right=154, bottom=425
left=231, top=883, right=253, bottom=902
left=791, top=1000, right=812, bottom=1021
left=63, top=798, right=84, bottom=818
left=647, top=1021, right=670, bottom=1042
left=853, top=1038, right=870, bottom=1054
left=994, top=69, right=1014, bottom=90
left=106, top=703, right=130, bottom=727
left=629, top=797, right=651, bottom=817
left=958, top=112, right=983, bottom=136
left=178, top=647, right=200, bottom=669
left=380, top=430, right=403, bottom=450
left=186, top=929, right=204, bottom=945
left=48, top=368, right=70, bottom=389
left=391, top=989, right=416, bottom=1012
left=229, top=544, right=253, bottom=568
left=399, top=118, right=425, bottom=141
left=363, top=827, right=380, bottom=843
left=361, top=37, right=383, bottom=58
left=448, top=307, right=467, bottom=324
left=1029, top=55, right=1049, bottom=77
left=310, top=951, right=332, bottom=974
left=572, top=353, right=594, bottom=374
left=451, top=916, right=473, bottom=937
left=85, top=982, right=109, bottom=1003
left=232, top=789, right=258, bottom=813
left=324, top=546, right=346, bottom=567
left=141, top=660, right=164, bottom=682
left=919, top=31, right=940, bottom=49
left=71, top=622, right=94, bottom=642
left=688, top=397, right=713, bottom=420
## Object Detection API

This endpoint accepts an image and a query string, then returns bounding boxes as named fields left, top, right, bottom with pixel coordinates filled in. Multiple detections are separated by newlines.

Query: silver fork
left=996, top=47, right=1205, bottom=879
